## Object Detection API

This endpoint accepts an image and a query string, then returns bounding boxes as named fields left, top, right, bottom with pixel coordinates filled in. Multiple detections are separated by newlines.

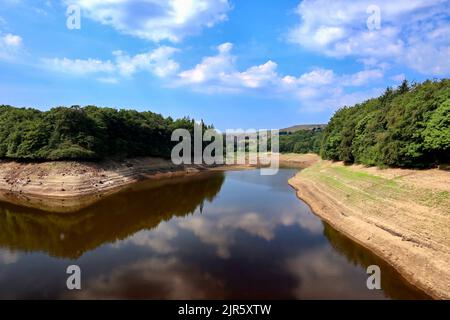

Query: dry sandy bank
left=0, top=154, right=316, bottom=212
left=288, top=159, right=450, bottom=299
left=0, top=158, right=236, bottom=212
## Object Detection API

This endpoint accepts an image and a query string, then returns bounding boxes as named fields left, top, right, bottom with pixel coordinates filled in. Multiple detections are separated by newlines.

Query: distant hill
left=280, top=124, right=326, bottom=134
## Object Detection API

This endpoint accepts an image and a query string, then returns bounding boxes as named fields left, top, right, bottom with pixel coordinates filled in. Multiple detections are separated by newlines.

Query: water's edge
left=0, top=166, right=432, bottom=299
left=287, top=173, right=435, bottom=299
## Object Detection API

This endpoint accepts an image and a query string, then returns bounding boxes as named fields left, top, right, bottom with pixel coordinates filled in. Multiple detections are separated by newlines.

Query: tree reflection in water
left=0, top=172, right=225, bottom=259
left=0, top=169, right=431, bottom=299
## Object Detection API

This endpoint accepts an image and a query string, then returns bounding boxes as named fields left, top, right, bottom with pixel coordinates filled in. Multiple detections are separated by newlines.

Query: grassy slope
left=299, top=161, right=450, bottom=216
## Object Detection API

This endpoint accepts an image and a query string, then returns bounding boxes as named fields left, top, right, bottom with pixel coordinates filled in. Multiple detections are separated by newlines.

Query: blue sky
left=0, top=0, right=449, bottom=129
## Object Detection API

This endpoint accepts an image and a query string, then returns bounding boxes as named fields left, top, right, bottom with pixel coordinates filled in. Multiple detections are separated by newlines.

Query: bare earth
left=0, top=158, right=240, bottom=212
left=288, top=158, right=450, bottom=299
left=0, top=154, right=307, bottom=212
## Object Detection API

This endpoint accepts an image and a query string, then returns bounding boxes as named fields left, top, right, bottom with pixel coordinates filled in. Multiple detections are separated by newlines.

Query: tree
left=319, top=79, right=450, bottom=168
left=0, top=105, right=210, bottom=161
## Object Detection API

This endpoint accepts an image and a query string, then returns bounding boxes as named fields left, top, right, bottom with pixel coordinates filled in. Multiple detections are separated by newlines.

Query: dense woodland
left=0, top=105, right=208, bottom=160
left=279, top=128, right=323, bottom=154
left=281, top=79, right=449, bottom=167
left=320, top=79, right=449, bottom=168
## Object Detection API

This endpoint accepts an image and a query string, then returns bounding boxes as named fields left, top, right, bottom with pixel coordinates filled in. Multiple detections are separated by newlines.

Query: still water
left=0, top=169, right=428, bottom=299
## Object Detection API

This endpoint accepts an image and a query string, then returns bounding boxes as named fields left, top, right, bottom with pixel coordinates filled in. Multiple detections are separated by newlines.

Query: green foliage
left=423, top=100, right=450, bottom=152
left=320, top=79, right=450, bottom=168
left=0, top=105, right=202, bottom=161
left=279, top=128, right=323, bottom=154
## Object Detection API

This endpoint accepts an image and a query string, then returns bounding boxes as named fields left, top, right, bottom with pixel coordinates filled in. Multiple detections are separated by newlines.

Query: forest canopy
left=279, top=128, right=323, bottom=154
left=297, top=79, right=449, bottom=168
left=281, top=79, right=449, bottom=168
left=0, top=105, right=208, bottom=161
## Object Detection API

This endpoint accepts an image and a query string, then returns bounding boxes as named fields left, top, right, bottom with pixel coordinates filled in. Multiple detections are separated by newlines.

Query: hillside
left=280, top=124, right=326, bottom=134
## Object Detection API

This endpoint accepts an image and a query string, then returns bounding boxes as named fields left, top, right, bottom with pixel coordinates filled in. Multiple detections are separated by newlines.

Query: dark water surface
left=0, top=169, right=429, bottom=299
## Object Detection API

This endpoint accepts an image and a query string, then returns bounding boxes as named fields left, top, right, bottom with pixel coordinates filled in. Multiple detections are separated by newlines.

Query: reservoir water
left=0, top=169, right=428, bottom=299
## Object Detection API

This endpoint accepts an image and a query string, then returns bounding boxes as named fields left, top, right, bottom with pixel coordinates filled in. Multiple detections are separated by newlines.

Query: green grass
left=329, top=165, right=398, bottom=188
left=301, top=162, right=450, bottom=215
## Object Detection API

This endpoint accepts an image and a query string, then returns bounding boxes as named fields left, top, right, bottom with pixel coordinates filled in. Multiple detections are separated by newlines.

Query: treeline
left=285, top=79, right=449, bottom=168
left=280, top=128, right=323, bottom=154
left=0, top=105, right=209, bottom=161
left=321, top=79, right=449, bottom=167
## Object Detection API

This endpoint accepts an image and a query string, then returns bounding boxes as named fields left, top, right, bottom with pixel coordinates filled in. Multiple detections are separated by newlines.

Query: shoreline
left=0, top=153, right=318, bottom=212
left=0, top=158, right=246, bottom=213
left=0, top=153, right=447, bottom=298
left=288, top=160, right=450, bottom=300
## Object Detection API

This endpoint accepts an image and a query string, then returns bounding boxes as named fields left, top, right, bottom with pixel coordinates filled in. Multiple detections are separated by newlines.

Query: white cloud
left=2, top=33, right=22, bottom=47
left=0, top=32, right=23, bottom=61
left=43, top=40, right=387, bottom=112
left=282, top=69, right=335, bottom=87
left=176, top=42, right=385, bottom=111
left=67, top=0, right=232, bottom=42
left=97, top=76, right=119, bottom=84
left=44, top=57, right=115, bottom=75
left=288, top=0, right=450, bottom=76
left=178, top=43, right=280, bottom=92
left=298, top=87, right=385, bottom=112
left=113, top=46, right=180, bottom=77
left=342, top=69, right=384, bottom=86
left=179, top=42, right=235, bottom=85
left=43, top=46, right=179, bottom=81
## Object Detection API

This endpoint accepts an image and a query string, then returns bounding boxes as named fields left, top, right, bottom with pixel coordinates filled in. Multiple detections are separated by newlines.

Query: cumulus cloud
left=0, top=32, right=23, bottom=61
left=43, top=46, right=179, bottom=81
left=281, top=69, right=335, bottom=87
left=179, top=42, right=235, bottom=84
left=176, top=43, right=385, bottom=111
left=341, top=69, right=384, bottom=86
left=113, top=46, right=180, bottom=77
left=288, top=0, right=450, bottom=76
left=42, top=40, right=386, bottom=110
left=2, top=33, right=22, bottom=47
left=178, top=43, right=280, bottom=93
left=44, top=57, right=115, bottom=75
left=67, top=0, right=232, bottom=42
